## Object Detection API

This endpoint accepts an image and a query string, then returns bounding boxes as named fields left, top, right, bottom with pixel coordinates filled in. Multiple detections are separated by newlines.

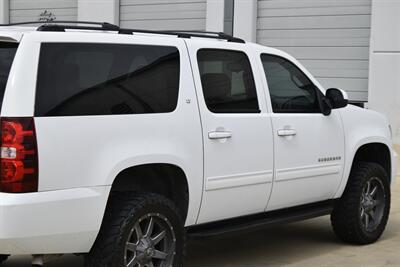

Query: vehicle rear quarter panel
left=3, top=32, right=204, bottom=226
left=1, top=33, right=39, bottom=116
left=334, top=105, right=395, bottom=198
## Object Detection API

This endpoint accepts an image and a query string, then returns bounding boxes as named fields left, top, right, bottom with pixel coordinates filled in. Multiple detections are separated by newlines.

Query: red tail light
left=0, top=117, right=38, bottom=193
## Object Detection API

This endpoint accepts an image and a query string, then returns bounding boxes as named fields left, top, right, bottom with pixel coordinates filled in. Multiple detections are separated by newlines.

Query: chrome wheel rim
left=124, top=213, right=176, bottom=267
left=360, top=177, right=386, bottom=232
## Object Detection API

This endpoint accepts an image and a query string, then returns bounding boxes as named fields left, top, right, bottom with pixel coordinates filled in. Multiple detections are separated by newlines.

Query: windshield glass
left=0, top=42, right=18, bottom=110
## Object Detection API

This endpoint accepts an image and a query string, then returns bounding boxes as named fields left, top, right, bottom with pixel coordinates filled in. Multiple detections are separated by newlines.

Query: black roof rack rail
left=119, top=28, right=245, bottom=43
left=161, top=30, right=245, bottom=43
left=0, top=20, right=245, bottom=43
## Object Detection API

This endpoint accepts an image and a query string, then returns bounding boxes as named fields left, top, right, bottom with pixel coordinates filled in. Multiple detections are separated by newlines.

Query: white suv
left=0, top=22, right=397, bottom=267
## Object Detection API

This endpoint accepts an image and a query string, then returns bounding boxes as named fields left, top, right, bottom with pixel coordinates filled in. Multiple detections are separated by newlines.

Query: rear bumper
left=0, top=186, right=110, bottom=254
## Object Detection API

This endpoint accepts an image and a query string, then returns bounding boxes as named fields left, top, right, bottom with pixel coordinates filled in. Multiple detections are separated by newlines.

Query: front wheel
left=331, top=162, right=391, bottom=244
left=85, top=193, right=184, bottom=267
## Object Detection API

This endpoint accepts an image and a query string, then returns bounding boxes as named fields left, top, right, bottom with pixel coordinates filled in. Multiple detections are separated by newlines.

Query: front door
left=258, top=53, right=345, bottom=211
left=186, top=41, right=274, bottom=223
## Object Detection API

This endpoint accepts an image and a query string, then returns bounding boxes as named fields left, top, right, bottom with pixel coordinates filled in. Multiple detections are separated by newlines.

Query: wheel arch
left=335, top=138, right=393, bottom=198
left=350, top=143, right=391, bottom=181
left=108, top=163, right=190, bottom=222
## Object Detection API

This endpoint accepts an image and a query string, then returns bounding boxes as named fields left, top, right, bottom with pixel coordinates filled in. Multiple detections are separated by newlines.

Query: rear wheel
left=331, top=162, right=391, bottom=244
left=0, top=255, right=9, bottom=265
left=85, top=193, right=184, bottom=267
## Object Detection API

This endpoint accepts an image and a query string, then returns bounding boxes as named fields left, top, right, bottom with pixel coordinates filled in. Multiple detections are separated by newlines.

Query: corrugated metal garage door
left=120, top=0, right=207, bottom=30
left=10, top=0, right=77, bottom=23
left=257, top=0, right=372, bottom=102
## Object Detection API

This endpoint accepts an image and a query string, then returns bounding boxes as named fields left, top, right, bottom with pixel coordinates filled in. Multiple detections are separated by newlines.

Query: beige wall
left=368, top=0, right=400, bottom=144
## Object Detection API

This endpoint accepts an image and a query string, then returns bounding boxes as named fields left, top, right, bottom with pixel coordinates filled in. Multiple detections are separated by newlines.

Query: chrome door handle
left=208, top=131, right=232, bottom=140
left=277, top=129, right=297, bottom=137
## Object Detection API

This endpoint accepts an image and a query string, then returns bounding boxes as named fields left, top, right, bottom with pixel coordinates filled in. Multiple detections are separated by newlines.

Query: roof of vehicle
left=0, top=26, right=37, bottom=42
left=0, top=21, right=246, bottom=44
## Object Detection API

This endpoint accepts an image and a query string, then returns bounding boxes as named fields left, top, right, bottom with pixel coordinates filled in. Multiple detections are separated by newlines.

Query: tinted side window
left=35, top=43, right=180, bottom=116
left=0, top=43, right=18, bottom=110
left=197, top=49, right=259, bottom=113
left=261, top=54, right=321, bottom=113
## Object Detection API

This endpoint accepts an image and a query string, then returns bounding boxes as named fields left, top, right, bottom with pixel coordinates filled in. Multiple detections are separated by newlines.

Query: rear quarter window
left=35, top=43, right=180, bottom=116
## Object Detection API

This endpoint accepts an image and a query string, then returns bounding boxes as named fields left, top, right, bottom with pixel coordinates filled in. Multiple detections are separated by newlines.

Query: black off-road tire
left=85, top=192, right=185, bottom=267
left=0, top=255, right=8, bottom=265
left=331, top=162, right=391, bottom=244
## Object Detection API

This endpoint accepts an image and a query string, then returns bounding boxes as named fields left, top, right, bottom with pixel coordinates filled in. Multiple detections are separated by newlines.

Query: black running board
left=186, top=200, right=335, bottom=238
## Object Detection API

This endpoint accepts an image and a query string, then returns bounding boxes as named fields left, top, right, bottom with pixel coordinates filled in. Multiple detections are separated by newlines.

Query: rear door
left=186, top=40, right=274, bottom=224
